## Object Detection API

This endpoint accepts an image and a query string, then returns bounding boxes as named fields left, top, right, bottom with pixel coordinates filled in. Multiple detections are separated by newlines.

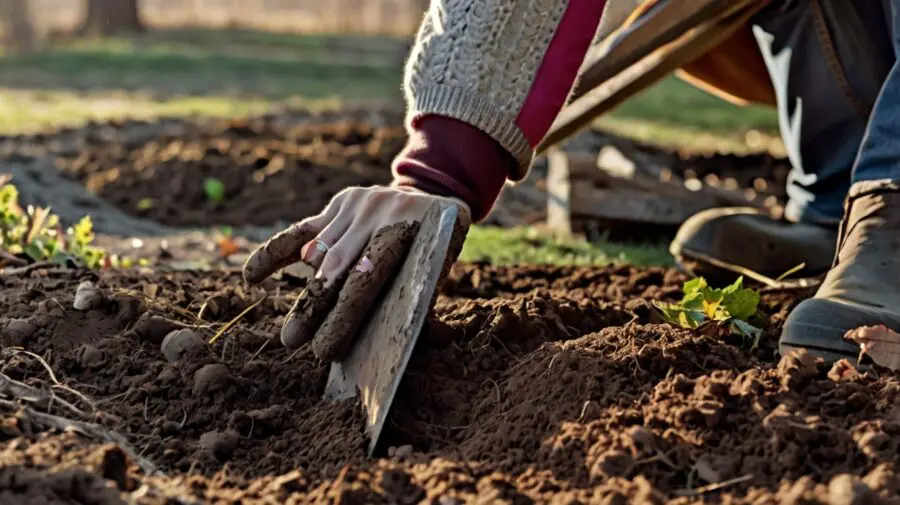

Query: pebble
left=73, top=281, right=106, bottom=311
left=160, top=329, right=205, bottom=362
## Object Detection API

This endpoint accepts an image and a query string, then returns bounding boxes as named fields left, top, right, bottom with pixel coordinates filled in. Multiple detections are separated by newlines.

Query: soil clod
left=199, top=429, right=241, bottom=461
left=192, top=363, right=233, bottom=396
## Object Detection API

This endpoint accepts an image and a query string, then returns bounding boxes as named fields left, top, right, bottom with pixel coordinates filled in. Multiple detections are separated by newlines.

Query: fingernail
left=355, top=256, right=374, bottom=273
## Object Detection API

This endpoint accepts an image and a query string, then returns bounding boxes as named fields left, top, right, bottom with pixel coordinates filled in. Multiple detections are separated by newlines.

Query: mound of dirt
left=1, top=112, right=790, bottom=234
left=1, top=262, right=897, bottom=503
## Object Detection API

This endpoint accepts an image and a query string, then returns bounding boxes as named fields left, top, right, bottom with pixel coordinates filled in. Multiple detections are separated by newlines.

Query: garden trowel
left=321, top=200, right=462, bottom=456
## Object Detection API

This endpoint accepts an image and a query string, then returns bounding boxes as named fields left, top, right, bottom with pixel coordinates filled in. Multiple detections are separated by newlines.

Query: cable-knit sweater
left=392, top=0, right=609, bottom=221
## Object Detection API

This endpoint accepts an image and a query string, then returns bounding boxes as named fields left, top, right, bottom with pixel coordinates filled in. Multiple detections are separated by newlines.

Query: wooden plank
left=570, top=0, right=746, bottom=102
left=546, top=148, right=577, bottom=235
left=570, top=185, right=714, bottom=225
left=537, top=0, right=768, bottom=154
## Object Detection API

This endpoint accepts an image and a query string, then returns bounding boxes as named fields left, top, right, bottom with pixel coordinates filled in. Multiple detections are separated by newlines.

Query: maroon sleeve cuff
left=391, top=115, right=513, bottom=222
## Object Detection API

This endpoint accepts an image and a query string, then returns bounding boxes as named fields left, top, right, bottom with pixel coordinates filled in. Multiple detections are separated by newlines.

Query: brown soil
left=2, top=261, right=898, bottom=504
left=1, top=113, right=790, bottom=233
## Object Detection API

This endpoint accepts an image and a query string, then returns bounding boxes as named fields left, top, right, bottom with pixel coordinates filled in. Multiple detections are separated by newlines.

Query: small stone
left=394, top=444, right=413, bottom=457
left=160, top=329, right=205, bottom=362
left=73, top=281, right=106, bottom=311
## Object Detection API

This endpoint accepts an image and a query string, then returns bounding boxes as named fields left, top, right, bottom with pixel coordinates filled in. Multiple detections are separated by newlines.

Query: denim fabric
left=751, top=0, right=894, bottom=224
left=850, top=2, right=900, bottom=186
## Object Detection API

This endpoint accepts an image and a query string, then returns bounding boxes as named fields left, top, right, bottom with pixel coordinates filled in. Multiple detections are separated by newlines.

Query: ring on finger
left=314, top=239, right=330, bottom=253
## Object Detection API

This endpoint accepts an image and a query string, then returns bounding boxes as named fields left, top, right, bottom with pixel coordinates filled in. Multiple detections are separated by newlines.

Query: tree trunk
left=78, top=0, right=145, bottom=37
left=0, top=0, right=37, bottom=53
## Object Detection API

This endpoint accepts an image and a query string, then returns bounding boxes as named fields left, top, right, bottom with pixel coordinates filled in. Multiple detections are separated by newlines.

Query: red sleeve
left=392, top=115, right=512, bottom=222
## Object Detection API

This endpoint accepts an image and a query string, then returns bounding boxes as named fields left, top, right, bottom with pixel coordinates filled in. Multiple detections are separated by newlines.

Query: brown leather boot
left=670, top=207, right=837, bottom=284
left=781, top=181, right=900, bottom=363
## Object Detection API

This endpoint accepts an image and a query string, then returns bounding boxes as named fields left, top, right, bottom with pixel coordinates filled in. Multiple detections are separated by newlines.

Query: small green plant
left=654, top=277, right=763, bottom=347
left=136, top=197, right=155, bottom=211
left=0, top=182, right=142, bottom=269
left=203, top=177, right=226, bottom=202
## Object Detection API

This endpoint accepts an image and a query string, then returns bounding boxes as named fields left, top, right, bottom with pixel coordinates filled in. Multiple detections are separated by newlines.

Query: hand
left=243, top=185, right=470, bottom=359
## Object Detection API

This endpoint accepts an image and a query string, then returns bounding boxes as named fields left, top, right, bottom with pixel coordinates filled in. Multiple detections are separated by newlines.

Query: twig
left=281, top=344, right=311, bottom=364
left=8, top=349, right=60, bottom=383
left=2, top=261, right=56, bottom=276
left=242, top=340, right=270, bottom=373
left=0, top=398, right=159, bottom=475
left=209, top=295, right=267, bottom=345
left=0, top=372, right=87, bottom=420
left=675, top=474, right=754, bottom=497
left=0, top=250, right=27, bottom=267
left=6, top=348, right=95, bottom=413
left=684, top=251, right=817, bottom=289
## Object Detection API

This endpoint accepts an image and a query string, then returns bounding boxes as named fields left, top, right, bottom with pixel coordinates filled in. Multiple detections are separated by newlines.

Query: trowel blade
left=322, top=200, right=461, bottom=456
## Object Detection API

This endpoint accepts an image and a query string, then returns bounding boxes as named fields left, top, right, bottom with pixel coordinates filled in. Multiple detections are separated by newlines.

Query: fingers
left=242, top=222, right=317, bottom=285
left=280, top=277, right=343, bottom=349
left=300, top=212, right=354, bottom=272
left=311, top=221, right=419, bottom=361
left=314, top=219, right=374, bottom=287
left=242, top=202, right=341, bottom=284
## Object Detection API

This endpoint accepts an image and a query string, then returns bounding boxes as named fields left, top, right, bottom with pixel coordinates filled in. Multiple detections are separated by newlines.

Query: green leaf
left=683, top=277, right=708, bottom=297
left=721, top=279, right=760, bottom=321
left=23, top=242, right=44, bottom=261
left=72, top=216, right=95, bottom=248
left=655, top=276, right=764, bottom=339
left=204, top=178, right=226, bottom=202
left=50, top=252, right=72, bottom=266
left=137, top=198, right=155, bottom=211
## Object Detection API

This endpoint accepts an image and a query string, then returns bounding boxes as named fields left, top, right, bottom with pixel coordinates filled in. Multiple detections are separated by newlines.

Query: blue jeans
left=752, top=0, right=894, bottom=224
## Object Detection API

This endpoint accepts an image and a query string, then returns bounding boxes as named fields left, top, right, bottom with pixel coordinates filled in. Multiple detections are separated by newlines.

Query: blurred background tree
left=0, top=0, right=38, bottom=53
left=78, top=0, right=145, bottom=36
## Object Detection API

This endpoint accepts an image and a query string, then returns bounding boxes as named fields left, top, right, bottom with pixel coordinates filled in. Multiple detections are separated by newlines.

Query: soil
left=1, top=260, right=899, bottom=504
left=1, top=110, right=893, bottom=504
left=1, top=113, right=790, bottom=233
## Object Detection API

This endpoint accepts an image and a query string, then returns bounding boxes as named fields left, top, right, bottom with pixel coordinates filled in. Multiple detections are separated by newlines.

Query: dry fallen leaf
left=143, top=283, right=159, bottom=299
left=218, top=236, right=240, bottom=258
left=845, top=325, right=900, bottom=370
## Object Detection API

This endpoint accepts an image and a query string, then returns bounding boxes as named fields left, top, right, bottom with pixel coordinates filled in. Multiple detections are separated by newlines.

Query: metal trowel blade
left=322, top=200, right=461, bottom=456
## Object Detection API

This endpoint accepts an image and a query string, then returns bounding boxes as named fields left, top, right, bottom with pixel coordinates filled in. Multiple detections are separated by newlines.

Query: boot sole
left=780, top=298, right=900, bottom=364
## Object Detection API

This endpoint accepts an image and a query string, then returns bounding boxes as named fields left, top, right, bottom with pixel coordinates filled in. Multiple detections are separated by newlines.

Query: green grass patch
left=461, top=226, right=672, bottom=267
left=0, top=29, right=783, bottom=156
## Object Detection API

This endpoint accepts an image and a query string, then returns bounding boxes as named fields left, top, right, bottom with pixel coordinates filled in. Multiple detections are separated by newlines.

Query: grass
left=0, top=28, right=780, bottom=150
left=461, top=226, right=672, bottom=267
left=0, top=29, right=783, bottom=267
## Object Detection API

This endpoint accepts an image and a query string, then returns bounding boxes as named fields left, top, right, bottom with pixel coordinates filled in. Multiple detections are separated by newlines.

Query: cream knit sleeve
left=403, top=0, right=607, bottom=180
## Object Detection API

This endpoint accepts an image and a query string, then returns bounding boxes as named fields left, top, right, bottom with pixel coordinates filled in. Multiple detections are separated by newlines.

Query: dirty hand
left=243, top=185, right=470, bottom=360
